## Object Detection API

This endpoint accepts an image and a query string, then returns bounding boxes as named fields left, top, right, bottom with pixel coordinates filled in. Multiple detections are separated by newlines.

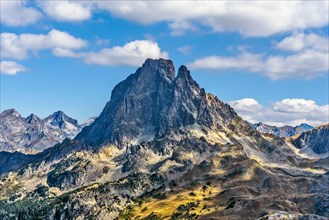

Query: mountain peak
left=140, top=58, right=175, bottom=82
left=26, top=114, right=41, bottom=124
left=178, top=65, right=188, bottom=75
left=297, top=123, right=313, bottom=130
left=52, top=110, right=65, bottom=117
left=44, top=111, right=78, bottom=129
left=176, top=65, right=192, bottom=81
left=76, top=59, right=237, bottom=148
left=1, top=108, right=21, bottom=117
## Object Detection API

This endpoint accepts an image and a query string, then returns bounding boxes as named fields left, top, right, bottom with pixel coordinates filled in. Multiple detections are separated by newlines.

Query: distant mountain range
left=0, top=109, right=95, bottom=153
left=251, top=122, right=329, bottom=156
left=0, top=59, right=328, bottom=219
left=252, top=122, right=314, bottom=137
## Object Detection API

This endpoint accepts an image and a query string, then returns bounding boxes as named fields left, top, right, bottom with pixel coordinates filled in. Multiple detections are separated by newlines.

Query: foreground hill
left=0, top=59, right=327, bottom=219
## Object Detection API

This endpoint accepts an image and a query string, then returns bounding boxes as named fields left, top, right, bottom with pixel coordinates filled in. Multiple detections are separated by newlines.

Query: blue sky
left=1, top=1, right=328, bottom=126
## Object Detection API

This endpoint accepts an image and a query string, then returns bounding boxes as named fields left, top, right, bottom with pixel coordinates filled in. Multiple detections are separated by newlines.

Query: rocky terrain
left=252, top=122, right=313, bottom=138
left=0, top=109, right=95, bottom=153
left=0, top=59, right=327, bottom=219
left=292, top=124, right=329, bottom=154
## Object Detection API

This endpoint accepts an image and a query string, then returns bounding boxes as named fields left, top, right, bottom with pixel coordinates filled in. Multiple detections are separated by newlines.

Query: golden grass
left=123, top=185, right=222, bottom=219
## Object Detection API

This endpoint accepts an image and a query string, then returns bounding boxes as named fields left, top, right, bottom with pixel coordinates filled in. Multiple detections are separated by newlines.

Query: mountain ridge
left=0, top=109, right=95, bottom=153
left=252, top=122, right=313, bottom=137
left=0, top=59, right=327, bottom=219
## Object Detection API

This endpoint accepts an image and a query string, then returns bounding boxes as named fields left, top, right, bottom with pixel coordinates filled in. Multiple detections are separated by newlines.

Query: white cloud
left=1, top=29, right=87, bottom=60
left=96, top=1, right=329, bottom=37
left=83, top=40, right=168, bottom=66
left=188, top=32, right=329, bottom=80
left=0, top=61, right=26, bottom=75
left=264, top=50, right=328, bottom=79
left=1, top=29, right=166, bottom=67
left=273, top=99, right=319, bottom=113
left=169, top=20, right=199, bottom=36
left=0, top=0, right=42, bottom=26
left=38, top=1, right=92, bottom=22
left=178, top=46, right=192, bottom=55
left=2, top=1, right=328, bottom=36
left=52, top=48, right=83, bottom=58
left=188, top=52, right=263, bottom=72
left=276, top=33, right=329, bottom=52
left=229, top=98, right=329, bottom=127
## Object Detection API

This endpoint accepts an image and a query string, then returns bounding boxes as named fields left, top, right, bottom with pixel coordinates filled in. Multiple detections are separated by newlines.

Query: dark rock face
left=0, top=151, right=36, bottom=174
left=292, top=124, right=329, bottom=154
left=76, top=58, right=237, bottom=147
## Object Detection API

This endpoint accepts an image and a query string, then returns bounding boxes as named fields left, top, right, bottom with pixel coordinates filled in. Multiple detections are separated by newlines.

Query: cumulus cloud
left=1, top=28, right=167, bottom=67
left=188, top=33, right=328, bottom=80
left=1, top=29, right=87, bottom=60
left=2, top=1, right=328, bottom=36
left=169, top=20, right=199, bottom=36
left=54, top=39, right=168, bottom=67
left=82, top=40, right=168, bottom=66
left=188, top=52, right=263, bottom=72
left=96, top=1, right=328, bottom=37
left=273, top=99, right=319, bottom=113
left=0, top=61, right=26, bottom=75
left=229, top=98, right=329, bottom=126
left=52, top=48, right=83, bottom=58
left=38, top=1, right=92, bottom=22
left=276, top=32, right=329, bottom=52
left=0, top=0, right=42, bottom=26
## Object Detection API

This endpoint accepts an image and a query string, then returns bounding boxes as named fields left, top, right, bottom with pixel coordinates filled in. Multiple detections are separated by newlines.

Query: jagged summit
left=76, top=58, right=237, bottom=147
left=141, top=58, right=175, bottom=81
left=44, top=110, right=79, bottom=129
left=299, top=123, right=314, bottom=130
left=26, top=114, right=42, bottom=124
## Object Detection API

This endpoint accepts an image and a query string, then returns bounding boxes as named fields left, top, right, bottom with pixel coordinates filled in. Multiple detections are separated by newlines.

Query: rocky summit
left=76, top=58, right=236, bottom=148
left=0, top=59, right=328, bottom=219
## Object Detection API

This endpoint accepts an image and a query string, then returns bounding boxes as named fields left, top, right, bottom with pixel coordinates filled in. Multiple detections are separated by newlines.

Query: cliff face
left=76, top=58, right=236, bottom=147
